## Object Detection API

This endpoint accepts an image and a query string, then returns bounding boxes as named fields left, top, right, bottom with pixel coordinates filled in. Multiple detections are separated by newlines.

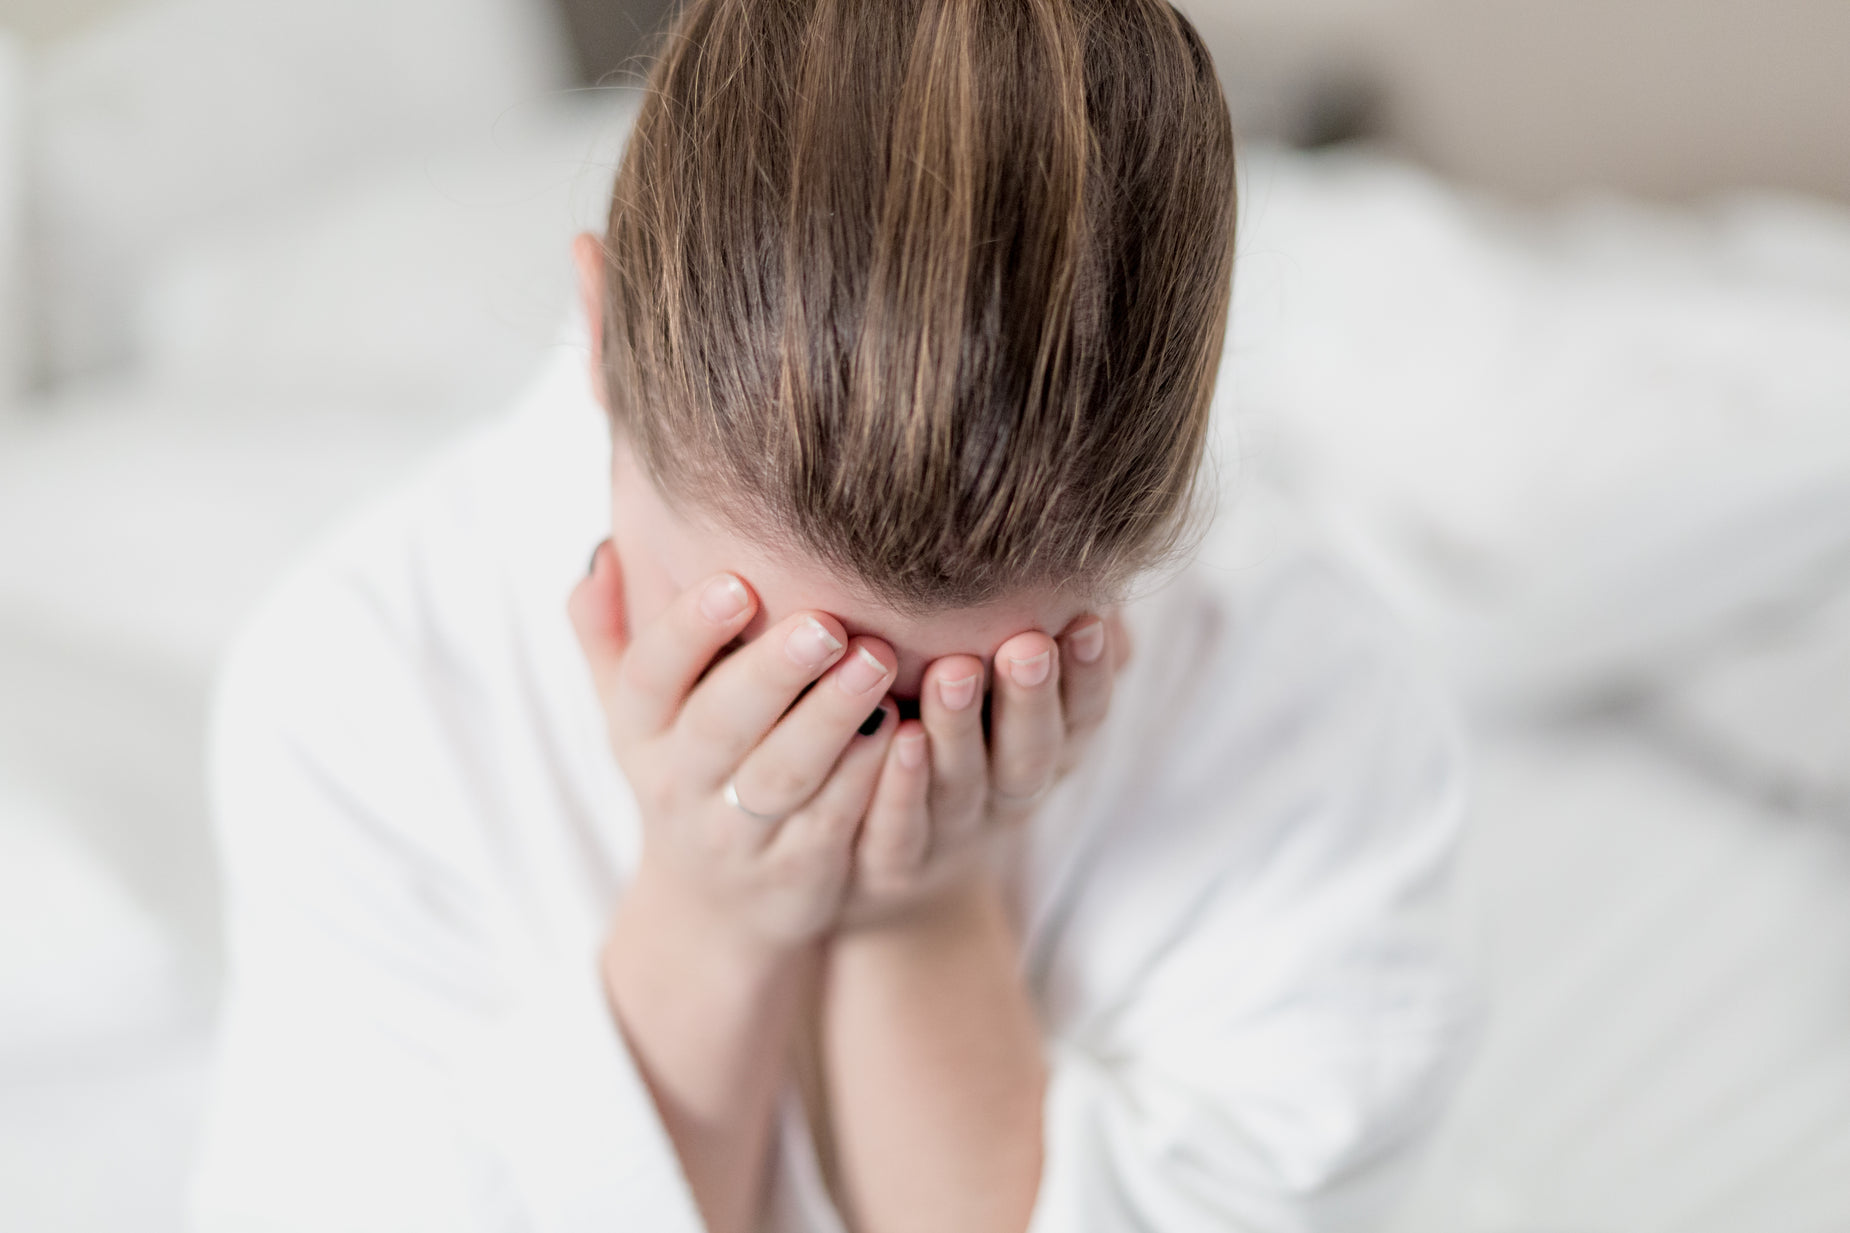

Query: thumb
left=568, top=538, right=629, bottom=696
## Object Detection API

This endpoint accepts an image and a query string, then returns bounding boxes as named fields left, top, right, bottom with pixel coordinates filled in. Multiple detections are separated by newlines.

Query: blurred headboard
left=0, top=0, right=139, bottom=43
left=1189, top=0, right=1850, bottom=204
left=549, top=0, right=1850, bottom=205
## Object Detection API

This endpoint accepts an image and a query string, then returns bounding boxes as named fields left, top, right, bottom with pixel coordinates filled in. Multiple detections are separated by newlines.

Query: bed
left=3, top=4, right=1847, bottom=1229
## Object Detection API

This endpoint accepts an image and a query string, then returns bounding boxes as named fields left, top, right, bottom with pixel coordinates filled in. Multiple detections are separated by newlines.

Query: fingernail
left=1008, top=649, right=1052, bottom=687
left=1069, top=620, right=1105, bottom=664
left=785, top=616, right=845, bottom=668
left=896, top=731, right=926, bottom=768
left=837, top=645, right=890, bottom=695
left=938, top=673, right=980, bottom=711
left=699, top=574, right=749, bottom=623
left=587, top=538, right=609, bottom=579
left=858, top=705, right=888, bottom=737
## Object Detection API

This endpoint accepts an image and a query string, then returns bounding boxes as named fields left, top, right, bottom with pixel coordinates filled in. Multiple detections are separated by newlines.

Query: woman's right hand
left=568, top=540, right=901, bottom=959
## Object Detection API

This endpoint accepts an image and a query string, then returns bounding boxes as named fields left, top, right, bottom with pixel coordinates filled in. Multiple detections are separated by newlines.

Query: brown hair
left=596, top=0, right=1237, bottom=612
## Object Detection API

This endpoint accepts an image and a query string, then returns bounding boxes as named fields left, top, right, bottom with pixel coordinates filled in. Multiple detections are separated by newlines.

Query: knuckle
left=780, top=813, right=854, bottom=867
left=757, top=761, right=818, bottom=809
left=630, top=764, right=674, bottom=817
left=998, top=721, right=1061, bottom=762
left=933, top=705, right=984, bottom=742
left=858, top=862, right=915, bottom=900
left=1025, top=748, right=1062, bottom=782
left=865, top=805, right=920, bottom=852
left=924, top=751, right=978, bottom=800
left=858, top=829, right=921, bottom=885
left=928, top=699, right=986, bottom=744
left=933, top=782, right=986, bottom=825
left=817, top=805, right=864, bottom=848
left=1070, top=659, right=1114, bottom=698
left=617, top=651, right=673, bottom=704
left=676, top=703, right=738, bottom=757
left=692, top=819, right=734, bottom=864
left=996, top=747, right=1058, bottom=792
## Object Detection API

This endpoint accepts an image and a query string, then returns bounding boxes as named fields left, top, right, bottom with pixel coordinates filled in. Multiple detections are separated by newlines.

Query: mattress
left=1389, top=722, right=1850, bottom=1233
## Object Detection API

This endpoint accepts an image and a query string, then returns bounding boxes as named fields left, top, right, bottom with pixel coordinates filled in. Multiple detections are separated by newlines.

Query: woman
left=193, top=2, right=1474, bottom=1231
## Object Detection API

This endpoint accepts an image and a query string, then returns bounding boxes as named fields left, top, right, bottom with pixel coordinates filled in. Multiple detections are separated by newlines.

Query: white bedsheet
left=1391, top=723, right=1850, bottom=1233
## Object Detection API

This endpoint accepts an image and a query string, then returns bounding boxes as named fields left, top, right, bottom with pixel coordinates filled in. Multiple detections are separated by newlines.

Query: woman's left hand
left=835, top=610, right=1132, bottom=932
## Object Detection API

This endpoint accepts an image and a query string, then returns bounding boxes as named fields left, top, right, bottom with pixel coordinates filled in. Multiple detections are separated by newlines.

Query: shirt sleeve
left=188, top=561, right=706, bottom=1233
left=1023, top=559, right=1482, bottom=1233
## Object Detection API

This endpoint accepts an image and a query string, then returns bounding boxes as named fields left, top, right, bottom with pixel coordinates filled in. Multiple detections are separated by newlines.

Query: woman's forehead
left=732, top=547, right=1080, bottom=679
left=689, top=520, right=1079, bottom=677
left=617, top=443, right=1089, bottom=675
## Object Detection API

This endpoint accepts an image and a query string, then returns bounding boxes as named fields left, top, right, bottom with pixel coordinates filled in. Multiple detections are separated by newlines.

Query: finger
left=988, top=630, right=1063, bottom=816
left=567, top=539, right=629, bottom=704
left=1107, top=608, right=1133, bottom=673
left=603, top=570, right=765, bottom=747
left=765, top=698, right=895, bottom=862
left=673, top=609, right=859, bottom=785
left=857, top=718, right=932, bottom=882
left=1057, top=613, right=1114, bottom=740
left=918, top=653, right=988, bottom=840
left=726, top=636, right=896, bottom=815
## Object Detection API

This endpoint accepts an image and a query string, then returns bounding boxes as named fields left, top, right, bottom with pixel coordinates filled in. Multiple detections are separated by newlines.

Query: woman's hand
left=569, top=541, right=903, bottom=960
left=836, top=610, right=1133, bottom=932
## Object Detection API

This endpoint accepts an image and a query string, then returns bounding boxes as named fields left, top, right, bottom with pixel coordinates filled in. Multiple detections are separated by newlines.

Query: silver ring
left=724, top=778, right=787, bottom=824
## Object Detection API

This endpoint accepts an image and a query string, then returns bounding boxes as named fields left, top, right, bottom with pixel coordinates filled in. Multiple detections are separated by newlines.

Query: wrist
left=832, top=869, right=1004, bottom=954
left=600, top=863, right=819, bottom=1233
left=608, top=859, right=818, bottom=1000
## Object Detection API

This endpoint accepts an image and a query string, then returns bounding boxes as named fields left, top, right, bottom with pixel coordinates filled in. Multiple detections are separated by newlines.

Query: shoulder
left=1108, top=537, right=1467, bottom=844
left=1024, top=539, right=1479, bottom=1194
left=209, top=346, right=613, bottom=872
left=218, top=343, right=606, bottom=720
left=1026, top=530, right=1472, bottom=1024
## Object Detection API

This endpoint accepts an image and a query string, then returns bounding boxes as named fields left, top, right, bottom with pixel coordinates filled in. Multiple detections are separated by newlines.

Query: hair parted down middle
left=597, top=0, right=1238, bottom=612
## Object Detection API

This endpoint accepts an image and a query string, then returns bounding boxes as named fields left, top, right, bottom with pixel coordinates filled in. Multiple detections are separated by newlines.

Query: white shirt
left=190, top=341, right=1477, bottom=1233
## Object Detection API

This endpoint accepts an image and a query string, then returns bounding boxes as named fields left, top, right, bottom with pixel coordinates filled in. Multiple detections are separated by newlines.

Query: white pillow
left=32, top=0, right=574, bottom=383
left=1646, top=579, right=1850, bottom=814
left=0, top=381, right=478, bottom=678
left=136, top=91, right=636, bottom=413
left=1220, top=146, right=1850, bottom=712
left=0, top=774, right=190, bottom=1063
left=1385, top=724, right=1850, bottom=1231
